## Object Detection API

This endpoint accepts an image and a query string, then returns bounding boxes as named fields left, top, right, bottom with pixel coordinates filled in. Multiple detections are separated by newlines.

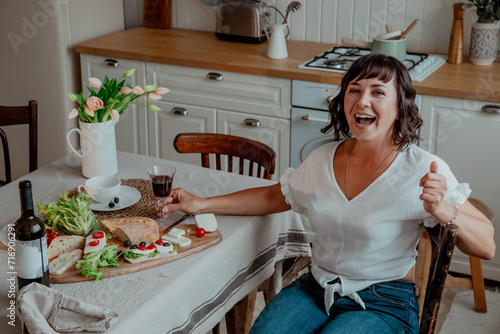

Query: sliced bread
left=48, top=235, right=85, bottom=259
left=49, top=249, right=83, bottom=275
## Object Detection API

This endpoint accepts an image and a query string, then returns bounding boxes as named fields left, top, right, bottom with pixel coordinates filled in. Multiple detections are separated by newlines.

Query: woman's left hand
left=419, top=161, right=448, bottom=214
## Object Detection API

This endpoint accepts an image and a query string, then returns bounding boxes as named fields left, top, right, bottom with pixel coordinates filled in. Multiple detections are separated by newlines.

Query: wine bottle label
left=15, top=235, right=49, bottom=279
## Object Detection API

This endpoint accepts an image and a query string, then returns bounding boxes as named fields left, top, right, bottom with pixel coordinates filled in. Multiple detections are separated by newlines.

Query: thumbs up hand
left=419, top=161, right=448, bottom=214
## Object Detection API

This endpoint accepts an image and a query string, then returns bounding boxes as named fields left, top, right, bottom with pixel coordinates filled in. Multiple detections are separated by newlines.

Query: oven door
left=290, top=107, right=338, bottom=168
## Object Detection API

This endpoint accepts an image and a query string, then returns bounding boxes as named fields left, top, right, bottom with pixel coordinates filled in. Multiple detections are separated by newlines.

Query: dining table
left=0, top=151, right=311, bottom=334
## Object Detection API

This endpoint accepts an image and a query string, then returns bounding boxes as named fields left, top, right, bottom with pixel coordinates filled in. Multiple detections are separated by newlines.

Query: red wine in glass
left=151, top=175, right=172, bottom=197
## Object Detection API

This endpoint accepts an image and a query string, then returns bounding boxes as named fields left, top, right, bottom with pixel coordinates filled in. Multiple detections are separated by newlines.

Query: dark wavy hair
left=321, top=53, right=422, bottom=151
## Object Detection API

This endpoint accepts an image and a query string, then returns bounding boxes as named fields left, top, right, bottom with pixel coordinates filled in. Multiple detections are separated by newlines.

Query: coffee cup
left=78, top=176, right=121, bottom=203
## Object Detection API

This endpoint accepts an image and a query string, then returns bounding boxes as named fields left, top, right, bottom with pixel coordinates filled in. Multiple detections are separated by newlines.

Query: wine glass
left=147, top=165, right=176, bottom=222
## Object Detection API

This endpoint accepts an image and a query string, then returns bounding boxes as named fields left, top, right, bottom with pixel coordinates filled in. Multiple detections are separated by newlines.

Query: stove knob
left=415, top=64, right=423, bottom=73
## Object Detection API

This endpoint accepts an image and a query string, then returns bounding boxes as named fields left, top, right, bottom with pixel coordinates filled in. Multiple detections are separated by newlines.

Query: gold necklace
left=345, top=140, right=395, bottom=200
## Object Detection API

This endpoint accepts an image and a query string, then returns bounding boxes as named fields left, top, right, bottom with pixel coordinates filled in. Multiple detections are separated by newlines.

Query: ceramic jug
left=264, top=24, right=288, bottom=59
left=66, top=119, right=118, bottom=178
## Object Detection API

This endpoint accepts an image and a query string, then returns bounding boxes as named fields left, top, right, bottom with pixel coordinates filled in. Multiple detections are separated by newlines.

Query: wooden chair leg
left=225, top=290, right=258, bottom=334
left=470, top=256, right=487, bottom=313
left=212, top=322, right=221, bottom=334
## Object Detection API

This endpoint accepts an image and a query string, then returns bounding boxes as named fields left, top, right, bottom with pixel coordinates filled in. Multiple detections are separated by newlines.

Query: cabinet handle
left=301, top=114, right=329, bottom=123
left=481, top=104, right=500, bottom=115
left=326, top=96, right=334, bottom=105
left=207, top=72, right=224, bottom=81
left=104, top=59, right=119, bottom=67
left=172, top=107, right=188, bottom=116
left=244, top=118, right=261, bottom=127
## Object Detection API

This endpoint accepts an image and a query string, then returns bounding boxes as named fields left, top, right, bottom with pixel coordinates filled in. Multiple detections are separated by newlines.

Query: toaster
left=215, top=0, right=274, bottom=44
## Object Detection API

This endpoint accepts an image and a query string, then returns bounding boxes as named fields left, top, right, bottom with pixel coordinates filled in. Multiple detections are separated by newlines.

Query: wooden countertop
left=76, top=27, right=500, bottom=103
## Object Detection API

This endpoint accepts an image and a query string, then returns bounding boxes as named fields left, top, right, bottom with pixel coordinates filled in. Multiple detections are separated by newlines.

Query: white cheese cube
left=161, top=235, right=191, bottom=247
left=195, top=214, right=217, bottom=232
left=166, top=228, right=185, bottom=239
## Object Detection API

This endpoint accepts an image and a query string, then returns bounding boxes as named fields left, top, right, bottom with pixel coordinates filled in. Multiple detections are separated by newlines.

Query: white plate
left=0, top=223, right=15, bottom=247
left=90, top=186, right=141, bottom=212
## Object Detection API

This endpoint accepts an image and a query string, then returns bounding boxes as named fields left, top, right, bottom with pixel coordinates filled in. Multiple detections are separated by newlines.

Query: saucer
left=90, top=186, right=141, bottom=212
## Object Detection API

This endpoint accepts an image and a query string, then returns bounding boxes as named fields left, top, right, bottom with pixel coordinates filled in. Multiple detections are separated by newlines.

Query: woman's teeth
left=355, top=114, right=375, bottom=125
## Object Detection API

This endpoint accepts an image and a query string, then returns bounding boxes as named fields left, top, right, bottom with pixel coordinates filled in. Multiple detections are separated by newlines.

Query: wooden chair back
left=0, top=100, right=38, bottom=185
left=415, top=223, right=459, bottom=334
left=174, top=133, right=276, bottom=180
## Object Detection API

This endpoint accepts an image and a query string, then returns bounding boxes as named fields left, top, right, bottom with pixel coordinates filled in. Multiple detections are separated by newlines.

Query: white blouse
left=280, top=141, right=470, bottom=314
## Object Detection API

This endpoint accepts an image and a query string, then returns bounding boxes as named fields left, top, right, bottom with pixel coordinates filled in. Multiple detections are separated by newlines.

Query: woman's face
left=343, top=76, right=399, bottom=143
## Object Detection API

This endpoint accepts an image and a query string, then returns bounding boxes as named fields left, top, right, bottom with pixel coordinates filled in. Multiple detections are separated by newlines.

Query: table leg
left=225, top=290, right=258, bottom=334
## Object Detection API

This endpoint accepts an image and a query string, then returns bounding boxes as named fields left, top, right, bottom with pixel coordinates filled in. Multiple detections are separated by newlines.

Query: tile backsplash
left=126, top=0, right=477, bottom=55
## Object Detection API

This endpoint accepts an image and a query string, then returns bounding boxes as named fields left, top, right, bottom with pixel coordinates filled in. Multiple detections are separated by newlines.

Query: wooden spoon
left=398, top=19, right=419, bottom=40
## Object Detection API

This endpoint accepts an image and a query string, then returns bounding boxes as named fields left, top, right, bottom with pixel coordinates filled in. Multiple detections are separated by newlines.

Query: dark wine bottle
left=15, top=180, right=50, bottom=291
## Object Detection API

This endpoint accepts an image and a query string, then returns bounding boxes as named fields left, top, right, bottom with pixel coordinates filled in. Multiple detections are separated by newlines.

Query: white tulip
left=147, top=93, right=161, bottom=101
left=68, top=108, right=78, bottom=119
left=120, top=86, right=132, bottom=95
left=132, top=86, right=144, bottom=95
left=89, top=77, right=102, bottom=89
left=155, top=87, right=170, bottom=95
left=110, top=109, right=120, bottom=121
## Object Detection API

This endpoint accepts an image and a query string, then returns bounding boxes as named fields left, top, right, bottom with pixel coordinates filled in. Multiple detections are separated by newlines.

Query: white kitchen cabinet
left=420, top=95, right=500, bottom=281
left=217, top=110, right=290, bottom=180
left=80, top=54, right=148, bottom=155
left=148, top=100, right=216, bottom=165
left=147, top=63, right=291, bottom=179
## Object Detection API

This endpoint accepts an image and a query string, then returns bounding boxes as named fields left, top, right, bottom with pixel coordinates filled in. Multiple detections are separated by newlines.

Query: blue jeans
left=249, top=271, right=420, bottom=334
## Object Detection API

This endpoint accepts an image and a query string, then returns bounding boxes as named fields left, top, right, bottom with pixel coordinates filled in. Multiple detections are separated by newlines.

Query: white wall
left=128, top=0, right=476, bottom=55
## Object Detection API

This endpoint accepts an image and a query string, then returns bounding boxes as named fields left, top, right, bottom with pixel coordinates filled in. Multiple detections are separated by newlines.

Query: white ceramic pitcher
left=66, top=120, right=118, bottom=178
left=264, top=24, right=288, bottom=59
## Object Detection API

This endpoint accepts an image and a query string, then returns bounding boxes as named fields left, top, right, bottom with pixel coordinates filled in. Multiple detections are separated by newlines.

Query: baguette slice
left=49, top=249, right=83, bottom=275
left=48, top=235, right=85, bottom=259
left=100, top=217, right=160, bottom=245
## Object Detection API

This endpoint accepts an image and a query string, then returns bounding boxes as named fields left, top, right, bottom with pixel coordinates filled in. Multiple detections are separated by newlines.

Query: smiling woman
left=156, top=53, right=495, bottom=334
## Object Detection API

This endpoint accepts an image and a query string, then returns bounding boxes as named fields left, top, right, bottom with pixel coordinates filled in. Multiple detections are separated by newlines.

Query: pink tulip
left=86, top=96, right=104, bottom=111
left=110, top=109, right=120, bottom=121
left=85, top=106, right=94, bottom=117
left=120, top=86, right=132, bottom=95
left=89, top=77, right=102, bottom=89
left=68, top=108, right=78, bottom=119
left=132, top=86, right=144, bottom=95
left=155, top=87, right=170, bottom=95
left=147, top=93, right=161, bottom=101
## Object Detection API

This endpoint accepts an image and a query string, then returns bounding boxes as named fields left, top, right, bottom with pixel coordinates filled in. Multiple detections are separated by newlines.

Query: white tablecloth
left=0, top=152, right=311, bottom=334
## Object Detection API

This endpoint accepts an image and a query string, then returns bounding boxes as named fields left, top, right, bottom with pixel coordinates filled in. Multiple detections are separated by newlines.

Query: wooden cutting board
left=50, top=224, right=222, bottom=283
left=143, top=0, right=172, bottom=29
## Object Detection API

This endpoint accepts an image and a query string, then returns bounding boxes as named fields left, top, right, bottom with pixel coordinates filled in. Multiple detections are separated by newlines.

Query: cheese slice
left=195, top=214, right=217, bottom=232
left=166, top=228, right=185, bottom=239
left=161, top=235, right=191, bottom=247
left=84, top=233, right=107, bottom=254
left=155, top=241, right=174, bottom=254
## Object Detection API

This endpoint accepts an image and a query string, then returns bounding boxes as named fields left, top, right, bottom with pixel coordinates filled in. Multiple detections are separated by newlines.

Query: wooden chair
left=415, top=223, right=459, bottom=334
left=173, top=133, right=276, bottom=334
left=0, top=100, right=38, bottom=185
left=173, top=133, right=276, bottom=180
left=444, top=198, right=494, bottom=313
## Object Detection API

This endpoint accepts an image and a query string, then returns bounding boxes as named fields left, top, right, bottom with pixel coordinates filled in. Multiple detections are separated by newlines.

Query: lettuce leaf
left=37, top=192, right=99, bottom=236
left=75, top=245, right=119, bottom=280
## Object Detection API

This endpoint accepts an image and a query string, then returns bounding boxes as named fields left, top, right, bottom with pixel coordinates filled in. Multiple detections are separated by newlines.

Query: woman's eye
left=348, top=89, right=359, bottom=93
left=373, top=90, right=385, bottom=96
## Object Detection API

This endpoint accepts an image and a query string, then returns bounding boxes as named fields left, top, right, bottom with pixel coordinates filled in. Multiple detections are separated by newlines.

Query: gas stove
left=298, top=47, right=447, bottom=82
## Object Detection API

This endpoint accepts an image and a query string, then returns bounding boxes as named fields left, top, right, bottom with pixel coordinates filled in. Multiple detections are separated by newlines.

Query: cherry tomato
left=147, top=244, right=156, bottom=250
left=93, top=231, right=105, bottom=239
left=137, top=245, right=147, bottom=251
left=196, top=228, right=206, bottom=238
left=155, top=240, right=164, bottom=245
left=89, top=240, right=99, bottom=247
